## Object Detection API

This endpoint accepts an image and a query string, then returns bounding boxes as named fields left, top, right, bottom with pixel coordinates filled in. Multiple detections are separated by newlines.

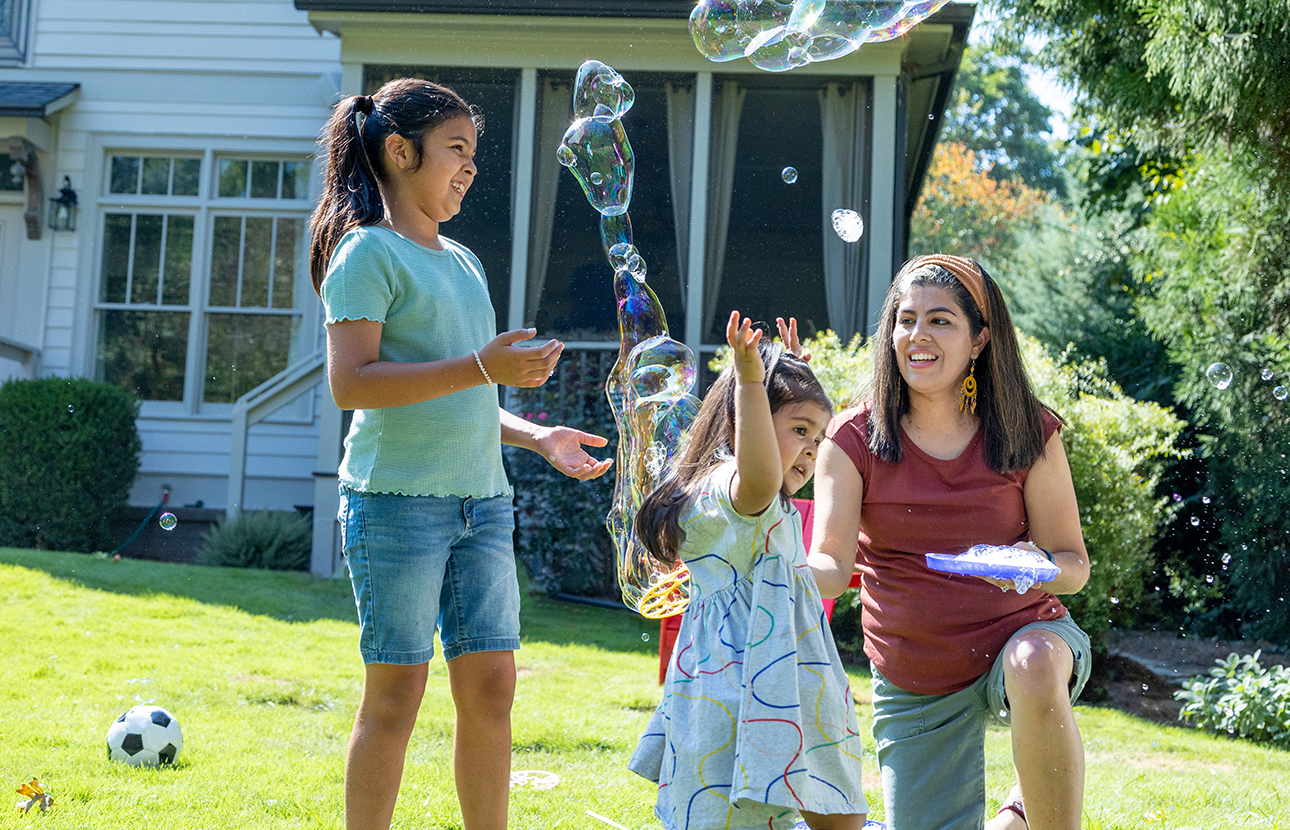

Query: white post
left=867, top=73, right=899, bottom=337
left=509, top=68, right=538, bottom=332
left=311, top=395, right=344, bottom=576
left=684, top=72, right=713, bottom=356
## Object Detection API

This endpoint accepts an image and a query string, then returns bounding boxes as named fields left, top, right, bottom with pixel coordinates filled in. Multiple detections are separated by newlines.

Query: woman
left=808, top=255, right=1090, bottom=830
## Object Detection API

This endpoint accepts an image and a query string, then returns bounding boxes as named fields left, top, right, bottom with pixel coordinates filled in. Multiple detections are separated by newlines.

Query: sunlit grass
left=1, top=547, right=1286, bottom=829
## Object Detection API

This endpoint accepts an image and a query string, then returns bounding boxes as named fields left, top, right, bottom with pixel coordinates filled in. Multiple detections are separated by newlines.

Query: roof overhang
left=0, top=82, right=80, bottom=118
left=296, top=0, right=695, bottom=16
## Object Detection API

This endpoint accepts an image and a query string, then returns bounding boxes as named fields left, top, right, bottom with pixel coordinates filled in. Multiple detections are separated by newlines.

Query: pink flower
left=538, top=412, right=548, bottom=420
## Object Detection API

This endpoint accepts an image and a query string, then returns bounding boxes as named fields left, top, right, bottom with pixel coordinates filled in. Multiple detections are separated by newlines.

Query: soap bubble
left=1190, top=516, right=1200, bottom=527
left=627, top=253, right=647, bottom=281
left=1276, top=386, right=1288, bottom=401
left=1262, top=367, right=1274, bottom=381
left=1205, top=362, right=1233, bottom=390
left=642, top=633, right=651, bottom=642
left=629, top=335, right=698, bottom=408
left=66, top=404, right=74, bottom=414
left=572, top=59, right=635, bottom=120
left=831, top=208, right=864, bottom=242
left=781, top=166, right=798, bottom=183
left=557, top=115, right=634, bottom=216
left=159, top=512, right=178, bottom=531
left=689, top=0, right=951, bottom=71
left=600, top=213, right=634, bottom=258
left=1202, top=496, right=1211, bottom=504
left=609, top=242, right=640, bottom=271
left=127, top=678, right=158, bottom=704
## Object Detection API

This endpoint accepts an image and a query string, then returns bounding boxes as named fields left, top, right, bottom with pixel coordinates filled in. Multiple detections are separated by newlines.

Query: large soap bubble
left=557, top=115, right=634, bottom=216
left=690, top=0, right=952, bottom=72
left=573, top=59, right=636, bottom=120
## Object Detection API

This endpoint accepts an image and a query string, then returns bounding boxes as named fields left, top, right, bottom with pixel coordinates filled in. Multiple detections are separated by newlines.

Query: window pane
left=131, top=214, right=164, bottom=304
left=250, top=161, right=279, bottom=199
left=209, top=216, right=242, bottom=307
left=162, top=216, right=194, bottom=305
left=100, top=213, right=133, bottom=303
left=97, top=309, right=189, bottom=401
left=281, top=161, right=309, bottom=200
left=218, top=159, right=248, bottom=197
left=173, top=158, right=200, bottom=196
left=241, top=217, right=273, bottom=307
left=110, top=157, right=139, bottom=195
left=203, top=313, right=296, bottom=403
left=272, top=218, right=302, bottom=309
left=141, top=158, right=170, bottom=195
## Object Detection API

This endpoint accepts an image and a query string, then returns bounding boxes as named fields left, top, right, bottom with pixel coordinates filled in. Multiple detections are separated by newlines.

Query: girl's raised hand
left=775, top=316, right=811, bottom=363
left=478, top=328, right=565, bottom=387
left=726, top=310, right=764, bottom=384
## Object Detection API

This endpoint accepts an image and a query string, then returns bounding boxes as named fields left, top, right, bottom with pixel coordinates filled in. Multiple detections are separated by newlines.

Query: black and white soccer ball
left=106, top=705, right=183, bottom=766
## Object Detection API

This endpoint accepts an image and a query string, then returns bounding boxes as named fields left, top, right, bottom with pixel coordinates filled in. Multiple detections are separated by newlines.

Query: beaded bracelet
left=472, top=349, right=495, bottom=387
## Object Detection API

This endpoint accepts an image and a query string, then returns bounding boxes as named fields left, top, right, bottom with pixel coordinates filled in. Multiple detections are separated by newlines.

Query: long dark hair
left=868, top=257, right=1057, bottom=474
left=635, top=341, right=833, bottom=565
left=308, top=78, right=481, bottom=295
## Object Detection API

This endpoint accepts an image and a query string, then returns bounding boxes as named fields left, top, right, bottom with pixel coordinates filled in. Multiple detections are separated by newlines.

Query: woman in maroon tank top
left=809, top=256, right=1091, bottom=830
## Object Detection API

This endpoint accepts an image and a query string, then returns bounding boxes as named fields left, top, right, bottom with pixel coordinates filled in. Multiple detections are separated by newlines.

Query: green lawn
left=1, top=548, right=1287, bottom=829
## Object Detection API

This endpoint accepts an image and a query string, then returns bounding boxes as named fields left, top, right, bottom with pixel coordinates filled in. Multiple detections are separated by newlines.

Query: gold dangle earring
left=959, top=358, right=978, bottom=414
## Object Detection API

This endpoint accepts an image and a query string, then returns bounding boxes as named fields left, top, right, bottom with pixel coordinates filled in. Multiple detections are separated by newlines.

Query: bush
left=1175, top=652, right=1290, bottom=747
left=506, top=349, right=620, bottom=599
left=0, top=377, right=141, bottom=552
left=198, top=510, right=311, bottom=571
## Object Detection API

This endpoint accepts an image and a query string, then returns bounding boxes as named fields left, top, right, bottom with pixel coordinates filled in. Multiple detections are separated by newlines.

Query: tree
left=940, top=41, right=1066, bottom=195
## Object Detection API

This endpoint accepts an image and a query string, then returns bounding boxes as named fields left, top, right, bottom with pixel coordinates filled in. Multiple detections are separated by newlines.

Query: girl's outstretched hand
left=726, top=310, right=764, bottom=383
left=536, top=426, right=614, bottom=480
left=477, top=329, right=565, bottom=387
left=775, top=316, right=811, bottom=363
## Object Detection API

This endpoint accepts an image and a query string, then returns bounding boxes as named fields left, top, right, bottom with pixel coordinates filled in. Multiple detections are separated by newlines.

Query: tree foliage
left=940, top=41, right=1065, bottom=195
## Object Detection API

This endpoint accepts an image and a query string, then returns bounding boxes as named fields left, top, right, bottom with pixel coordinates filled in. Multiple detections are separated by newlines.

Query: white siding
left=0, top=0, right=341, bottom=510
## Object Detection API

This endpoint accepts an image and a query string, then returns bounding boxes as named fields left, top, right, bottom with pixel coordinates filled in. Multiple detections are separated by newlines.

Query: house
left=0, top=0, right=972, bottom=574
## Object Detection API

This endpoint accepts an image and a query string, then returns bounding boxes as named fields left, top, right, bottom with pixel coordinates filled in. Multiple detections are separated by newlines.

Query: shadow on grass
left=1, top=546, right=661, bottom=658
left=0, top=547, right=356, bottom=623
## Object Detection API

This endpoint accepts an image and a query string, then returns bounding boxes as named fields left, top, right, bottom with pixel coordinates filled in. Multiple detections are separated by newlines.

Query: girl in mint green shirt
left=309, top=78, right=612, bottom=830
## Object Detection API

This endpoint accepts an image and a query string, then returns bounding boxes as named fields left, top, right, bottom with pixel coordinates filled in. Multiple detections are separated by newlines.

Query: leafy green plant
left=506, top=349, right=619, bottom=599
left=198, top=510, right=311, bottom=571
left=1175, top=651, right=1290, bottom=747
left=0, top=377, right=141, bottom=552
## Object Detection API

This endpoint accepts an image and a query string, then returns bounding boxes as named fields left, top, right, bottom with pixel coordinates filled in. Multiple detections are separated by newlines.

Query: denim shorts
left=869, top=615, right=1092, bottom=830
left=338, top=485, right=521, bottom=665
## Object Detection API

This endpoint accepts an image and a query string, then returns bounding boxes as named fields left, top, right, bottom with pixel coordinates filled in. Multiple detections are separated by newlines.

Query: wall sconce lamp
left=48, top=176, right=77, bottom=232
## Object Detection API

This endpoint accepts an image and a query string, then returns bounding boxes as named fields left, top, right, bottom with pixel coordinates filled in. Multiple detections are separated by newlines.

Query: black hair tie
left=355, top=95, right=374, bottom=115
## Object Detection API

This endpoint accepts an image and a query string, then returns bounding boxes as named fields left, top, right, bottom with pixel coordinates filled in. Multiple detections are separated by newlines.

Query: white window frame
left=82, top=136, right=321, bottom=423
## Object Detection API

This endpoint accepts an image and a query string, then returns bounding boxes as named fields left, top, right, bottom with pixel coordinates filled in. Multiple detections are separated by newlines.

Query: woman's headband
left=907, top=254, right=990, bottom=325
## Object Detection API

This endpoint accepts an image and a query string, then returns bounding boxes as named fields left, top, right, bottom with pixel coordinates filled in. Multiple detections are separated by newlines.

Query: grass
left=1, top=547, right=1288, bottom=829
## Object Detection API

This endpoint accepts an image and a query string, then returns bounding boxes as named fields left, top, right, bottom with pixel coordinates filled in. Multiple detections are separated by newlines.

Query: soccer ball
left=106, top=705, right=183, bottom=766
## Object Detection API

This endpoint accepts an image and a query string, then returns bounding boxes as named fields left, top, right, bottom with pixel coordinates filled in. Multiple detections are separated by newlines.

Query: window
left=0, top=0, right=31, bottom=62
left=94, top=152, right=314, bottom=411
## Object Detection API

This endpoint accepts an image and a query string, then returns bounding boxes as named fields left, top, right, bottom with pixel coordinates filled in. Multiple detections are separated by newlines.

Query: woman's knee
left=1003, top=632, right=1073, bottom=702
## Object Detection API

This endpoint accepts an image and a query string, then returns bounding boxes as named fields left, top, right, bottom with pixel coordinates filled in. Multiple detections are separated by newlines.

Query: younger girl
left=309, top=79, right=612, bottom=830
left=630, top=311, right=868, bottom=830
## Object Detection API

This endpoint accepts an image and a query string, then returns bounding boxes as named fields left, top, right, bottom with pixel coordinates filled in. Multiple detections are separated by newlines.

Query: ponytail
left=309, top=79, right=481, bottom=295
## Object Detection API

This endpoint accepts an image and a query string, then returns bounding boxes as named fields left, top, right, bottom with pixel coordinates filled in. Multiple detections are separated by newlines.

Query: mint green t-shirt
left=320, top=226, right=511, bottom=498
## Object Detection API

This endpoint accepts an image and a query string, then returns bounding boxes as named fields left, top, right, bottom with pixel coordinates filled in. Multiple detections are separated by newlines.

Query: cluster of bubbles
left=1206, top=361, right=1287, bottom=400
left=690, top=0, right=952, bottom=72
left=783, top=168, right=866, bottom=243
left=558, top=61, right=701, bottom=618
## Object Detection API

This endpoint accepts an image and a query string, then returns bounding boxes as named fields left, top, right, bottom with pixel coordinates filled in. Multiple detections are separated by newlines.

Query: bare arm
left=499, top=408, right=613, bottom=481
left=807, top=439, right=865, bottom=598
left=1019, top=429, right=1090, bottom=595
left=726, top=312, right=783, bottom=516
left=325, top=320, right=562, bottom=410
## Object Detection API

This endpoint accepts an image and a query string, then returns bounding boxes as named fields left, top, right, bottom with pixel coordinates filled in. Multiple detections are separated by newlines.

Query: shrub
left=0, top=377, right=142, bottom=552
left=198, top=510, right=311, bottom=571
left=1175, top=652, right=1290, bottom=747
left=505, top=349, right=620, bottom=599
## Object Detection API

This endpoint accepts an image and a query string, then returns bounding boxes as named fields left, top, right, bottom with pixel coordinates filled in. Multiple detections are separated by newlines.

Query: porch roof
left=294, top=0, right=694, bottom=16
left=0, top=82, right=80, bottom=118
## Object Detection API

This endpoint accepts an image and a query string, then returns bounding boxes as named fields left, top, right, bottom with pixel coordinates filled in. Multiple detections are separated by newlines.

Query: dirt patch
left=1094, top=630, right=1290, bottom=724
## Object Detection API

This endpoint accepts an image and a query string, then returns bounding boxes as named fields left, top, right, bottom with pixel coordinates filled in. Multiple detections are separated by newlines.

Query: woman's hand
left=973, top=542, right=1059, bottom=593
left=727, top=311, right=765, bottom=383
left=534, top=426, right=613, bottom=480
left=476, top=329, right=565, bottom=388
left=776, top=316, right=811, bottom=362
